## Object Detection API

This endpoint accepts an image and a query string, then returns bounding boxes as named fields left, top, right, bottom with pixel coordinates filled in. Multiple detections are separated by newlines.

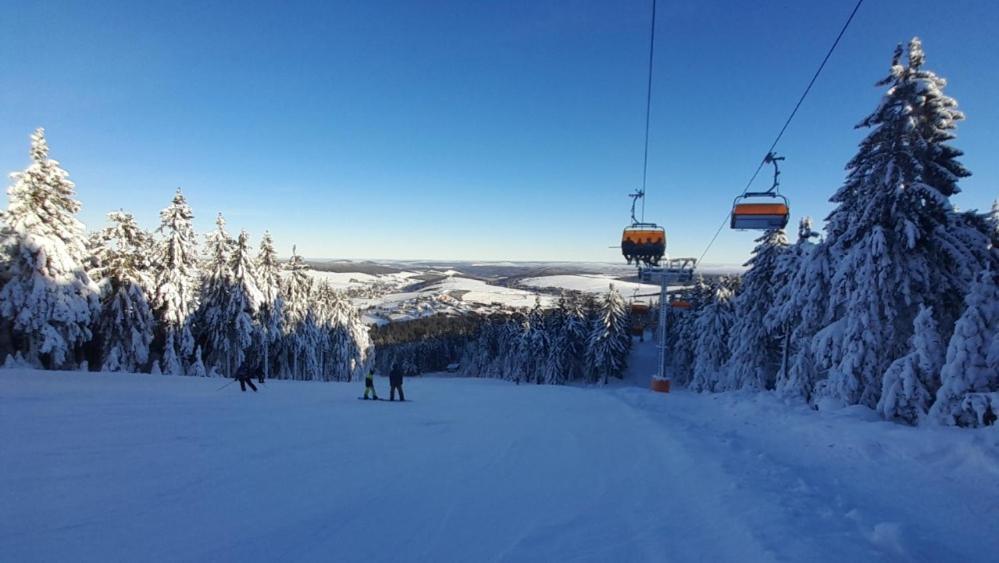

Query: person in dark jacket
left=389, top=364, right=405, bottom=401
left=235, top=362, right=258, bottom=392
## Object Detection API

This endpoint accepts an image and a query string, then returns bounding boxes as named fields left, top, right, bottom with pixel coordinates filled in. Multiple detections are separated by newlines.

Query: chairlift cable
left=639, top=0, right=658, bottom=223
left=696, top=0, right=865, bottom=265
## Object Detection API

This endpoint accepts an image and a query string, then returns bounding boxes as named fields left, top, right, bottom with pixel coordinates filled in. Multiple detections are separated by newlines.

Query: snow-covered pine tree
left=91, top=211, right=156, bottom=372
left=877, top=305, right=945, bottom=424
left=691, top=281, right=735, bottom=392
left=220, top=230, right=263, bottom=378
left=782, top=239, right=834, bottom=404
left=0, top=129, right=99, bottom=369
left=563, top=293, right=591, bottom=381
left=151, top=189, right=200, bottom=375
left=255, top=231, right=283, bottom=381
left=542, top=295, right=570, bottom=385
left=587, top=285, right=630, bottom=384
left=668, top=276, right=711, bottom=386
left=764, top=218, right=820, bottom=399
left=344, top=298, right=372, bottom=381
left=724, top=228, right=789, bottom=391
left=523, top=298, right=548, bottom=384
left=279, top=246, right=316, bottom=379
left=820, top=39, right=985, bottom=408
left=929, top=268, right=999, bottom=427
left=193, top=213, right=235, bottom=376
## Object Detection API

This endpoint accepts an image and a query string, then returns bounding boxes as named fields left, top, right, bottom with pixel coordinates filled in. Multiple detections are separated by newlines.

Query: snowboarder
left=235, top=362, right=258, bottom=392
left=389, top=364, right=405, bottom=401
left=363, top=367, right=379, bottom=400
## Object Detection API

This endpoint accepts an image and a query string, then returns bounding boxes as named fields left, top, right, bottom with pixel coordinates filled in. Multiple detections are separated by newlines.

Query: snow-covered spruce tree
left=562, top=293, right=592, bottom=381
left=819, top=39, right=986, bottom=408
left=690, top=280, right=735, bottom=392
left=724, top=228, right=789, bottom=391
left=0, top=129, right=99, bottom=369
left=151, top=189, right=200, bottom=375
left=522, top=298, right=549, bottom=383
left=782, top=241, right=834, bottom=404
left=542, top=295, right=570, bottom=385
left=342, top=292, right=372, bottom=380
left=193, top=213, right=236, bottom=376
left=929, top=268, right=999, bottom=427
left=255, top=231, right=283, bottom=381
left=877, top=305, right=945, bottom=424
left=503, top=316, right=532, bottom=383
left=91, top=211, right=156, bottom=372
left=313, top=280, right=364, bottom=382
left=219, top=230, right=262, bottom=378
left=278, top=247, right=315, bottom=379
left=764, top=218, right=820, bottom=400
left=666, top=276, right=708, bottom=385
left=587, top=285, right=630, bottom=384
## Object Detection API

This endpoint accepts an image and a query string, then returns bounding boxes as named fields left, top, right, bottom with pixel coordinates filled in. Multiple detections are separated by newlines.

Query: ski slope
left=2, top=345, right=998, bottom=562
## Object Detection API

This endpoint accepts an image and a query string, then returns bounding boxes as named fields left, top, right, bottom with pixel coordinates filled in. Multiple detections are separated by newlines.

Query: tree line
left=458, top=291, right=632, bottom=384
left=668, top=39, right=999, bottom=428
left=368, top=290, right=634, bottom=385
left=0, top=130, right=371, bottom=380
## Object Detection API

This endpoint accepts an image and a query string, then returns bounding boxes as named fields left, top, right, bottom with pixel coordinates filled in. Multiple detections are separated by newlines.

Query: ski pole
left=216, top=378, right=237, bottom=391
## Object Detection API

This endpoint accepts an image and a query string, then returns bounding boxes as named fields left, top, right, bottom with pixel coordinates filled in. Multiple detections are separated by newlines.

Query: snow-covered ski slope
left=3, top=346, right=998, bottom=562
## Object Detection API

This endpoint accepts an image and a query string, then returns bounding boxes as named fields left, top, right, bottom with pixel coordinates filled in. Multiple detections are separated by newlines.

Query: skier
left=363, top=367, right=379, bottom=400
left=235, top=362, right=258, bottom=392
left=389, top=363, right=405, bottom=401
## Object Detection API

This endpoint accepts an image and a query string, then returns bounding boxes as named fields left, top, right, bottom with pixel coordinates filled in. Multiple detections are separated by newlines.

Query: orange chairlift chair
left=731, top=152, right=790, bottom=230
left=621, top=189, right=666, bottom=266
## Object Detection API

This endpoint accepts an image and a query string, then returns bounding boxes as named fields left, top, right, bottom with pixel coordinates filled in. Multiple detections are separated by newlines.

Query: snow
left=428, top=276, right=552, bottom=307
left=519, top=274, right=661, bottom=298
left=3, top=340, right=997, bottom=561
left=308, top=270, right=417, bottom=289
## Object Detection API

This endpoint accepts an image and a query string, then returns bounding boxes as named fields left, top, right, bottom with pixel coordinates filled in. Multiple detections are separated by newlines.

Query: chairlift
left=622, top=189, right=666, bottom=266
left=731, top=153, right=790, bottom=230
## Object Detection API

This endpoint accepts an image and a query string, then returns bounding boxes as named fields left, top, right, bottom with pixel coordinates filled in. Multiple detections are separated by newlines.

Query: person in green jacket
left=363, top=368, right=379, bottom=400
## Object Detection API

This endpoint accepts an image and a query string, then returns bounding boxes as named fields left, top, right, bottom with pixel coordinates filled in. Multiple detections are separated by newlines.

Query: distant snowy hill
left=304, top=260, right=745, bottom=324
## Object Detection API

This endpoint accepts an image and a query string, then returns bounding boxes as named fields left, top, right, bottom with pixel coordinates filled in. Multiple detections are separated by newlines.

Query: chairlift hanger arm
left=628, top=189, right=645, bottom=224
left=763, top=151, right=785, bottom=194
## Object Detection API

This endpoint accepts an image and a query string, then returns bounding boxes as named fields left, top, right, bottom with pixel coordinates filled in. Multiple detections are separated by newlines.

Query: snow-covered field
left=519, top=274, right=661, bottom=299
left=3, top=341, right=997, bottom=562
left=308, top=270, right=418, bottom=290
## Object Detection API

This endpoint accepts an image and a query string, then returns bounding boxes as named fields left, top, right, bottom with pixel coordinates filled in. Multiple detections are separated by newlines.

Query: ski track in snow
left=2, top=341, right=998, bottom=562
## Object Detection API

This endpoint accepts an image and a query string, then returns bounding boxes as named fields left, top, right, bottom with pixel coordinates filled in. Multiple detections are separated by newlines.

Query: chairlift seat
left=730, top=195, right=790, bottom=230
left=621, top=223, right=666, bottom=266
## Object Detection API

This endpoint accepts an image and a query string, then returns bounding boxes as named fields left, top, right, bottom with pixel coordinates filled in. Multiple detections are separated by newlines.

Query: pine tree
left=151, top=188, right=199, bottom=375
left=877, top=305, right=945, bottom=424
left=91, top=211, right=156, bottom=372
left=563, top=293, right=591, bottom=381
left=255, top=231, right=283, bottom=381
left=691, top=281, right=735, bottom=392
left=820, top=39, right=985, bottom=408
left=0, top=129, right=99, bottom=368
left=587, top=285, right=630, bottom=384
left=929, top=268, right=999, bottom=427
left=220, top=230, right=263, bottom=377
left=279, top=246, right=315, bottom=379
left=765, top=218, right=821, bottom=400
left=725, top=229, right=789, bottom=390
left=193, top=213, right=235, bottom=376
left=542, top=296, right=570, bottom=384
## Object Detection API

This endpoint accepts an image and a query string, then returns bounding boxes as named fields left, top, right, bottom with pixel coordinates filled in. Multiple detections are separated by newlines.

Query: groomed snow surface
left=3, top=341, right=998, bottom=562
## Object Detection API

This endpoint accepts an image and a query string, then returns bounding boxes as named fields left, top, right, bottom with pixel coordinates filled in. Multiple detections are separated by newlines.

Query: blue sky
left=2, top=0, right=997, bottom=264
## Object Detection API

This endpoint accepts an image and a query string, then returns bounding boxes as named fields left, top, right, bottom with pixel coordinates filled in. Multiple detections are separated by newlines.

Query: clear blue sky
left=2, top=1, right=997, bottom=264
